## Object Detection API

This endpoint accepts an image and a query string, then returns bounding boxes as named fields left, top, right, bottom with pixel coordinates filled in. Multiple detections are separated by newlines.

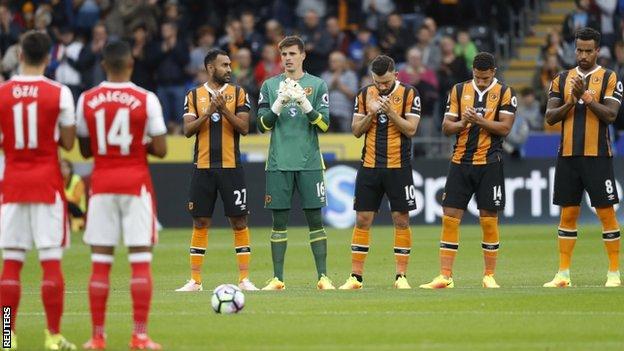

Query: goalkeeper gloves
left=289, top=80, right=313, bottom=113
left=271, top=80, right=291, bottom=115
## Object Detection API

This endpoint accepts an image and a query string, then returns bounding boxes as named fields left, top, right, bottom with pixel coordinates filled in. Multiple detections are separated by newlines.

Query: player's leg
left=297, top=170, right=334, bottom=289
left=0, top=202, right=31, bottom=346
left=421, top=163, right=471, bottom=289
left=83, top=193, right=121, bottom=349
left=32, top=193, right=76, bottom=350
left=219, top=167, right=257, bottom=290
left=475, top=162, right=505, bottom=288
left=385, top=167, right=417, bottom=289
left=263, top=171, right=294, bottom=290
left=545, top=156, right=583, bottom=287
left=583, top=157, right=620, bottom=286
left=121, top=189, right=161, bottom=349
left=178, top=169, right=217, bottom=291
left=340, top=167, right=383, bottom=289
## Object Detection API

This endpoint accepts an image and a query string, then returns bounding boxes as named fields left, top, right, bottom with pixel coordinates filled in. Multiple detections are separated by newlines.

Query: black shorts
left=354, top=167, right=417, bottom=212
left=188, top=167, right=249, bottom=218
left=553, top=156, right=619, bottom=207
left=442, top=161, right=505, bottom=211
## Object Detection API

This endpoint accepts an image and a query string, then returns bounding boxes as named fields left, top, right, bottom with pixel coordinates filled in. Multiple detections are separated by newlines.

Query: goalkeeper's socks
left=0, top=256, right=23, bottom=332
left=596, top=207, right=621, bottom=272
left=89, top=255, right=113, bottom=337
left=234, top=227, right=251, bottom=282
left=270, top=230, right=288, bottom=281
left=189, top=226, right=208, bottom=284
left=440, top=215, right=460, bottom=277
left=351, top=227, right=370, bottom=275
left=558, top=206, right=579, bottom=271
left=394, top=227, right=411, bottom=276
left=309, top=229, right=328, bottom=279
left=480, top=217, right=499, bottom=276
left=130, top=253, right=153, bottom=336
left=40, top=259, right=64, bottom=334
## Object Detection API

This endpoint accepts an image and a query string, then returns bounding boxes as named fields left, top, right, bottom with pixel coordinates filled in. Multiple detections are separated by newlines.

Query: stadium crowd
left=0, top=0, right=522, bottom=136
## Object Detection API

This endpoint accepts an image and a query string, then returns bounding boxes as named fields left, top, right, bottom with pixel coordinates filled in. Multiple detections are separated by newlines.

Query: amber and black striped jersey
left=184, top=83, right=250, bottom=168
left=445, top=78, right=516, bottom=165
left=548, top=66, right=623, bottom=157
left=353, top=82, right=421, bottom=168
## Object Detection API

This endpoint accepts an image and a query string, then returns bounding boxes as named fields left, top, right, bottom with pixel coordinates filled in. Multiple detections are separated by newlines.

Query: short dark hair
left=370, top=55, right=395, bottom=75
left=575, top=27, right=601, bottom=47
left=204, top=48, right=227, bottom=68
left=103, top=40, right=131, bottom=72
left=20, top=31, right=51, bottom=66
left=278, top=36, right=305, bottom=52
left=472, top=52, right=496, bottom=70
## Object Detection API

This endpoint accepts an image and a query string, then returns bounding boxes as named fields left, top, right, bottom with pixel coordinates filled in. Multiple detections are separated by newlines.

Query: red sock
left=130, top=261, right=152, bottom=335
left=88, top=262, right=112, bottom=337
left=0, top=260, right=23, bottom=331
left=40, top=260, right=64, bottom=334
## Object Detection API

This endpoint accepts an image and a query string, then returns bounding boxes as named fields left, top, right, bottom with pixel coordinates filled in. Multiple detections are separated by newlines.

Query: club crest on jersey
left=188, top=202, right=194, bottom=210
left=304, top=87, right=313, bottom=95
left=489, top=94, right=498, bottom=101
left=265, top=195, right=272, bottom=204
left=392, top=95, right=402, bottom=104
left=592, top=76, right=601, bottom=84
left=225, top=94, right=234, bottom=102
left=211, top=113, right=221, bottom=122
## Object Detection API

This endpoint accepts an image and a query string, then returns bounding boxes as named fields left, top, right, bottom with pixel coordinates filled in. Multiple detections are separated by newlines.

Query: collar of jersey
left=100, top=81, right=135, bottom=88
left=203, top=82, right=228, bottom=96
left=11, top=74, right=45, bottom=81
left=281, top=72, right=307, bottom=82
left=575, top=65, right=602, bottom=78
left=471, top=78, right=498, bottom=101
left=377, top=81, right=400, bottom=96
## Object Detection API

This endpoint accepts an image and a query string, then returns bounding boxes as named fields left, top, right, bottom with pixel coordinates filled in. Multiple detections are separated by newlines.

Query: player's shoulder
left=263, top=73, right=285, bottom=86
left=185, top=83, right=204, bottom=96
left=357, top=84, right=374, bottom=96
left=305, top=73, right=326, bottom=85
left=448, top=80, right=471, bottom=96
left=600, top=66, right=618, bottom=80
left=398, top=81, right=418, bottom=94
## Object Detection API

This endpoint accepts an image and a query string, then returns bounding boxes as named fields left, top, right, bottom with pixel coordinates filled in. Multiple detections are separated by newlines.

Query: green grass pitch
left=8, top=224, right=624, bottom=350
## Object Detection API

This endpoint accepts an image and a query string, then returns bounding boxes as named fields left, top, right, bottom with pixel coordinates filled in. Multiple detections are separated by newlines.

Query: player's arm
left=382, top=87, right=421, bottom=137
left=352, top=89, right=373, bottom=137
left=146, top=92, right=168, bottom=158
left=585, top=73, right=623, bottom=124
left=305, top=81, right=330, bottom=132
left=257, top=82, right=281, bottom=133
left=75, top=93, right=92, bottom=158
left=58, top=85, right=76, bottom=151
left=217, top=88, right=250, bottom=135
left=441, top=85, right=468, bottom=136
left=182, top=90, right=212, bottom=138
left=467, top=86, right=517, bottom=137
left=545, top=75, right=580, bottom=125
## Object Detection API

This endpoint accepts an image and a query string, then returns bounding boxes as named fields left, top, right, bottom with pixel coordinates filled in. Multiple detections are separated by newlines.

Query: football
left=211, top=284, right=245, bottom=314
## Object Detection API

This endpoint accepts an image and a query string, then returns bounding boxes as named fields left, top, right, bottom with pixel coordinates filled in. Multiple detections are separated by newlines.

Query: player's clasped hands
left=462, top=107, right=481, bottom=126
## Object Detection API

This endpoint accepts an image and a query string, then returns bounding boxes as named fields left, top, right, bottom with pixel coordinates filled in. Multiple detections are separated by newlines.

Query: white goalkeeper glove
left=289, top=81, right=313, bottom=113
left=271, top=80, right=291, bottom=115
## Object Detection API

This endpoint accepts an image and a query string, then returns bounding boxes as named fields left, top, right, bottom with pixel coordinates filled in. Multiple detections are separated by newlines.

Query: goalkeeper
left=256, top=36, right=334, bottom=290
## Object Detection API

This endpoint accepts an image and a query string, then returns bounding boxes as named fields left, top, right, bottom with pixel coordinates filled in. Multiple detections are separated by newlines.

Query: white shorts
left=0, top=192, right=69, bottom=250
left=84, top=186, right=157, bottom=247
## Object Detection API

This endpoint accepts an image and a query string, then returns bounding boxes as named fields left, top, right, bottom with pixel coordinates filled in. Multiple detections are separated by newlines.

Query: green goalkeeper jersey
left=257, top=73, right=330, bottom=171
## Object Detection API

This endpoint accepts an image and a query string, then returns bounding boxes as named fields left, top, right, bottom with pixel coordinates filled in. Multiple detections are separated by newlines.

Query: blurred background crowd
left=1, top=0, right=624, bottom=157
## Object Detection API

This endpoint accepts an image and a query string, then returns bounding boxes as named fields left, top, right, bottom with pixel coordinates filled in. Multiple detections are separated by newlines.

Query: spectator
left=298, top=9, right=332, bottom=75
left=1, top=37, right=19, bottom=78
left=61, top=158, right=86, bottom=232
left=423, top=17, right=441, bottom=44
left=454, top=28, right=478, bottom=70
left=503, top=110, right=529, bottom=159
left=254, top=44, right=281, bottom=86
left=541, top=30, right=572, bottom=67
left=415, top=25, right=441, bottom=71
left=532, top=54, right=561, bottom=111
left=348, top=27, right=376, bottom=66
left=77, top=22, right=108, bottom=90
left=148, top=20, right=189, bottom=133
left=296, top=0, right=327, bottom=20
left=613, top=41, right=624, bottom=79
left=598, top=45, right=612, bottom=67
left=188, top=25, right=216, bottom=78
left=398, top=46, right=438, bottom=89
left=130, top=24, right=154, bottom=91
left=362, top=0, right=395, bottom=31
left=437, top=35, right=470, bottom=116
left=265, top=19, right=285, bottom=48
left=241, top=10, right=264, bottom=59
left=595, top=0, right=617, bottom=49
left=0, top=4, right=21, bottom=57
left=321, top=51, right=358, bottom=132
left=232, top=47, right=258, bottom=132
left=562, top=0, right=600, bottom=43
left=218, top=19, right=250, bottom=68
left=162, top=0, right=188, bottom=40
left=357, top=45, right=381, bottom=82
left=516, top=87, right=542, bottom=131
left=74, top=0, right=101, bottom=33
left=326, top=16, right=349, bottom=54
left=53, top=27, right=83, bottom=100
left=105, top=0, right=160, bottom=40
left=379, top=12, right=410, bottom=63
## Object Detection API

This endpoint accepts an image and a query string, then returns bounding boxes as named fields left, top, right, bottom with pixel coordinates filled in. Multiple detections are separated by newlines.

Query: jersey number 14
left=95, top=108, right=133, bottom=155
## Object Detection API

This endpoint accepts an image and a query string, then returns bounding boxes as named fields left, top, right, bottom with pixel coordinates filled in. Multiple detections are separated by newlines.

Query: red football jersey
left=0, top=75, right=75, bottom=203
left=77, top=81, right=166, bottom=195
